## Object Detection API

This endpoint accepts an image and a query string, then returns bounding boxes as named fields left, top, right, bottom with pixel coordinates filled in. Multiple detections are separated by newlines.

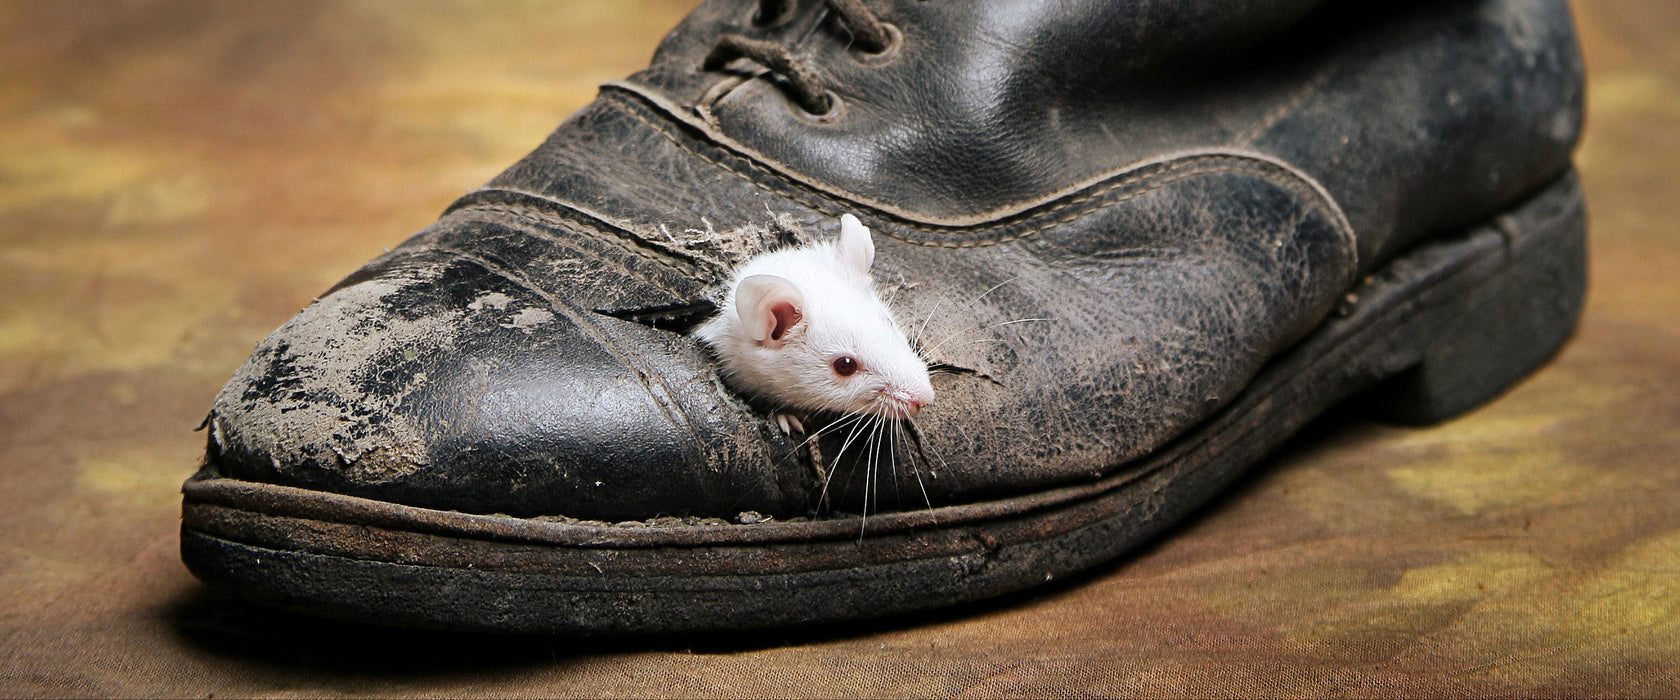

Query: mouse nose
left=888, top=386, right=934, bottom=415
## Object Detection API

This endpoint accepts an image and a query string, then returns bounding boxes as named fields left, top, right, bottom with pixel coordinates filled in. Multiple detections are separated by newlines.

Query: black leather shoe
left=182, top=0, right=1586, bottom=633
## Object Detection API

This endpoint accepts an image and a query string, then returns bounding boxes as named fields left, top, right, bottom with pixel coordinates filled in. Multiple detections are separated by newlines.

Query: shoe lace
left=701, top=0, right=892, bottom=115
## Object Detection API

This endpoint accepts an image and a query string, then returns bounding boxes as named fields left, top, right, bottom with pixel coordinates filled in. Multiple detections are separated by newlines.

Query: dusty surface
left=2, top=1, right=1677, bottom=697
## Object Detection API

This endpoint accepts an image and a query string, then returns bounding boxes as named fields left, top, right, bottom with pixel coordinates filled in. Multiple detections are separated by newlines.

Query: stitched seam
left=448, top=202, right=710, bottom=289
left=614, top=86, right=1196, bottom=230
left=450, top=203, right=638, bottom=273
left=1233, top=66, right=1335, bottom=147
left=378, top=212, right=699, bottom=300
left=604, top=91, right=1348, bottom=250
left=910, top=159, right=1243, bottom=248
left=455, top=203, right=681, bottom=270
left=609, top=92, right=854, bottom=219
left=918, top=161, right=1326, bottom=250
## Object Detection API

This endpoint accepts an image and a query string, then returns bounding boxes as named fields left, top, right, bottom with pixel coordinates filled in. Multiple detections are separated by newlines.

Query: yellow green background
left=1, top=2, right=1675, bottom=696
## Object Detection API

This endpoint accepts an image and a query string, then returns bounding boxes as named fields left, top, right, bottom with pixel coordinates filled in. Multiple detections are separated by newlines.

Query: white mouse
left=697, top=213, right=935, bottom=433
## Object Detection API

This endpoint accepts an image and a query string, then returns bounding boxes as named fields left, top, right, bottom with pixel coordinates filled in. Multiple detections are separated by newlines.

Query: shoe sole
left=180, top=170, right=1587, bottom=634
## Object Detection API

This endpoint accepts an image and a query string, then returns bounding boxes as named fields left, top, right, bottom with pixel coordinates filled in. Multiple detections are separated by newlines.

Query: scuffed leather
left=207, top=0, right=1583, bottom=520
left=640, top=0, right=1580, bottom=264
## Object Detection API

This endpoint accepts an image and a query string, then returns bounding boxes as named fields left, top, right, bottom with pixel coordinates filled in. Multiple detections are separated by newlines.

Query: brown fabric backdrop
left=1, top=1, right=1676, bottom=696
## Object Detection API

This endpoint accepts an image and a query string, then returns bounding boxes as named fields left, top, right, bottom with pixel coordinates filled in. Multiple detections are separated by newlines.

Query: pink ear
left=735, top=275, right=805, bottom=348
left=837, top=214, right=874, bottom=274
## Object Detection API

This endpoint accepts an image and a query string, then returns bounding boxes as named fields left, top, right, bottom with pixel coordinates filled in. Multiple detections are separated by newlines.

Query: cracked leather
left=206, top=0, right=1583, bottom=520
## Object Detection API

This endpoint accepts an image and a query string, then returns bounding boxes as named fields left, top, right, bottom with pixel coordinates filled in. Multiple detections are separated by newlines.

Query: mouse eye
left=830, top=355, right=859, bottom=377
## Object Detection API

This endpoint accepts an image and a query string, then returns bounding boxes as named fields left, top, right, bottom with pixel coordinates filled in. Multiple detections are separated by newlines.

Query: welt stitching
left=605, top=92, right=1346, bottom=249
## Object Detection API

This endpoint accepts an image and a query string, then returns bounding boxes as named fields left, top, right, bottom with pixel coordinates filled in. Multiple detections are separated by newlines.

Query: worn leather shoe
left=182, top=0, right=1586, bottom=633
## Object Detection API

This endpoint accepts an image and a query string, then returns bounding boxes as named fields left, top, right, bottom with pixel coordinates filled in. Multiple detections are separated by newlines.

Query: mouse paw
left=774, top=412, right=805, bottom=434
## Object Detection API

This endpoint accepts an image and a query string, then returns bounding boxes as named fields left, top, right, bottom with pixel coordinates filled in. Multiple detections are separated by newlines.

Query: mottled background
left=1, top=1, right=1676, bottom=697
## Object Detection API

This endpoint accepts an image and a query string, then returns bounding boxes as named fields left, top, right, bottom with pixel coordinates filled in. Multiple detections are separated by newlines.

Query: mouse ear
left=735, top=274, right=805, bottom=348
left=837, top=213, right=875, bottom=274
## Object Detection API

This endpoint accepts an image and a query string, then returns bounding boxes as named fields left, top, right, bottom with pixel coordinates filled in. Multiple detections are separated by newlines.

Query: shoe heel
left=1371, top=172, right=1587, bottom=424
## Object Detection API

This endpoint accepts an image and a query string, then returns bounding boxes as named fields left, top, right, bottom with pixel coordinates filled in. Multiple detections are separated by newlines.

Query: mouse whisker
left=951, top=418, right=976, bottom=453
left=901, top=416, right=939, bottom=519
left=899, top=409, right=923, bottom=515
left=969, top=277, right=1020, bottom=307
left=860, top=412, right=889, bottom=538
left=874, top=414, right=892, bottom=517
left=765, top=405, right=856, bottom=467
left=856, top=416, right=872, bottom=536
left=990, top=317, right=1052, bottom=328
left=914, top=277, right=1021, bottom=348
left=799, top=409, right=860, bottom=443
left=920, top=316, right=1052, bottom=359
left=888, top=412, right=935, bottom=520
left=912, top=296, right=947, bottom=347
left=820, top=410, right=873, bottom=514
left=791, top=410, right=865, bottom=454
left=887, top=411, right=903, bottom=518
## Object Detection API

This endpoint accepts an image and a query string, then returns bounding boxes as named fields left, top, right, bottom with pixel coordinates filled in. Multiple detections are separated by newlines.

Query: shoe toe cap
left=206, top=247, right=809, bottom=521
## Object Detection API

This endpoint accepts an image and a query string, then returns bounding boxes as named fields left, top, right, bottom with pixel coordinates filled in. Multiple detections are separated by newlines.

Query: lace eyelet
left=751, top=1, right=796, bottom=29
left=793, top=89, right=845, bottom=123
left=848, top=22, right=902, bottom=65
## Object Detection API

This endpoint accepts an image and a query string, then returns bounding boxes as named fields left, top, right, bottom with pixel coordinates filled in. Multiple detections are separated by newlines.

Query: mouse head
left=730, top=214, right=935, bottom=418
